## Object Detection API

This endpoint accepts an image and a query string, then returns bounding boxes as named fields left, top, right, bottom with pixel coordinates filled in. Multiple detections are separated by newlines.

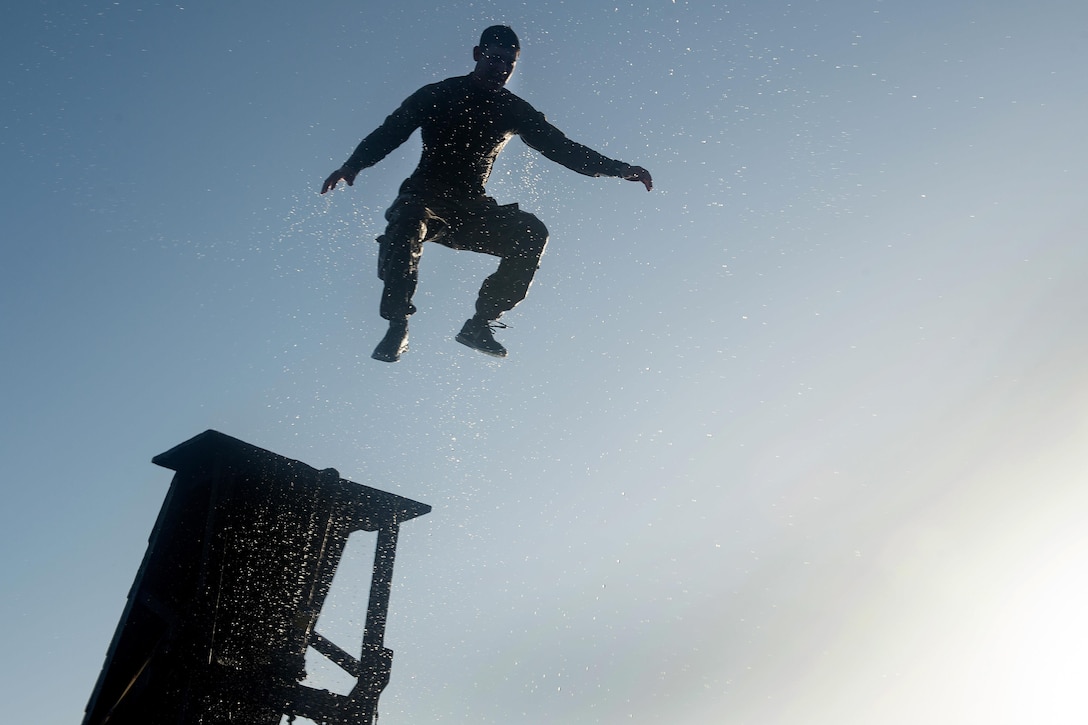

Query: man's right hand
left=321, top=166, right=359, bottom=194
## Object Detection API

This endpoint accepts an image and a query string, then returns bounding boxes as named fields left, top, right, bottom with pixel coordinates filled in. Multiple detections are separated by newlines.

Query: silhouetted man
left=322, top=25, right=653, bottom=362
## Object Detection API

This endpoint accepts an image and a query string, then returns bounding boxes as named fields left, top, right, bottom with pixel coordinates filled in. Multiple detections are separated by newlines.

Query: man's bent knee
left=513, top=212, right=549, bottom=259
left=521, top=212, right=548, bottom=242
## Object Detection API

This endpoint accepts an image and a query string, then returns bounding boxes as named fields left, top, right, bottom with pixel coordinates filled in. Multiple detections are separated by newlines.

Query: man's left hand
left=623, top=165, right=653, bottom=192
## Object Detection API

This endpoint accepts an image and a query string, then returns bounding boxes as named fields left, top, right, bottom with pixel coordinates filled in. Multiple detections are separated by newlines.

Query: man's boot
left=455, top=316, right=507, bottom=358
left=372, top=318, right=409, bottom=362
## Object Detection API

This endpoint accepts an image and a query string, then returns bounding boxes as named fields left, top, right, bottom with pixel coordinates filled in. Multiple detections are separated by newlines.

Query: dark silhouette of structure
left=82, top=430, right=431, bottom=725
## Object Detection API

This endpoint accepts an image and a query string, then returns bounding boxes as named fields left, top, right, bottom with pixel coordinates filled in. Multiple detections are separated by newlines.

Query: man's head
left=472, top=25, right=520, bottom=89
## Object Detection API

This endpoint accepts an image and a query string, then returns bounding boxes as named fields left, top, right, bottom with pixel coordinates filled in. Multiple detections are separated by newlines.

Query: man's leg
left=378, top=199, right=433, bottom=321
left=372, top=196, right=444, bottom=362
left=450, top=206, right=549, bottom=356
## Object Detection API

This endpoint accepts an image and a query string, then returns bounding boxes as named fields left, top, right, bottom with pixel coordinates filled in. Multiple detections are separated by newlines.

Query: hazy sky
left=3, top=1, right=1087, bottom=723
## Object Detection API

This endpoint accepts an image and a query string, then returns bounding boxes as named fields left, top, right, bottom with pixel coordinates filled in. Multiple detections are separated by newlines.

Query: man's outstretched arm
left=518, top=110, right=653, bottom=191
left=320, top=88, right=429, bottom=194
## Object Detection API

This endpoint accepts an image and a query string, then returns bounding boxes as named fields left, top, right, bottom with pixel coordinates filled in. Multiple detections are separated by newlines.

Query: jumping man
left=321, top=25, right=653, bottom=362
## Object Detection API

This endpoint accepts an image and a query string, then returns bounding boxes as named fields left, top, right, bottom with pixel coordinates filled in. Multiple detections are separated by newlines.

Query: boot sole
left=372, top=345, right=407, bottom=362
left=455, top=334, right=507, bottom=358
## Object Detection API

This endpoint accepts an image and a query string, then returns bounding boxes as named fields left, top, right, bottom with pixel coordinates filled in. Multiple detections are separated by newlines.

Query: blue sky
left=3, top=1, right=1087, bottom=723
